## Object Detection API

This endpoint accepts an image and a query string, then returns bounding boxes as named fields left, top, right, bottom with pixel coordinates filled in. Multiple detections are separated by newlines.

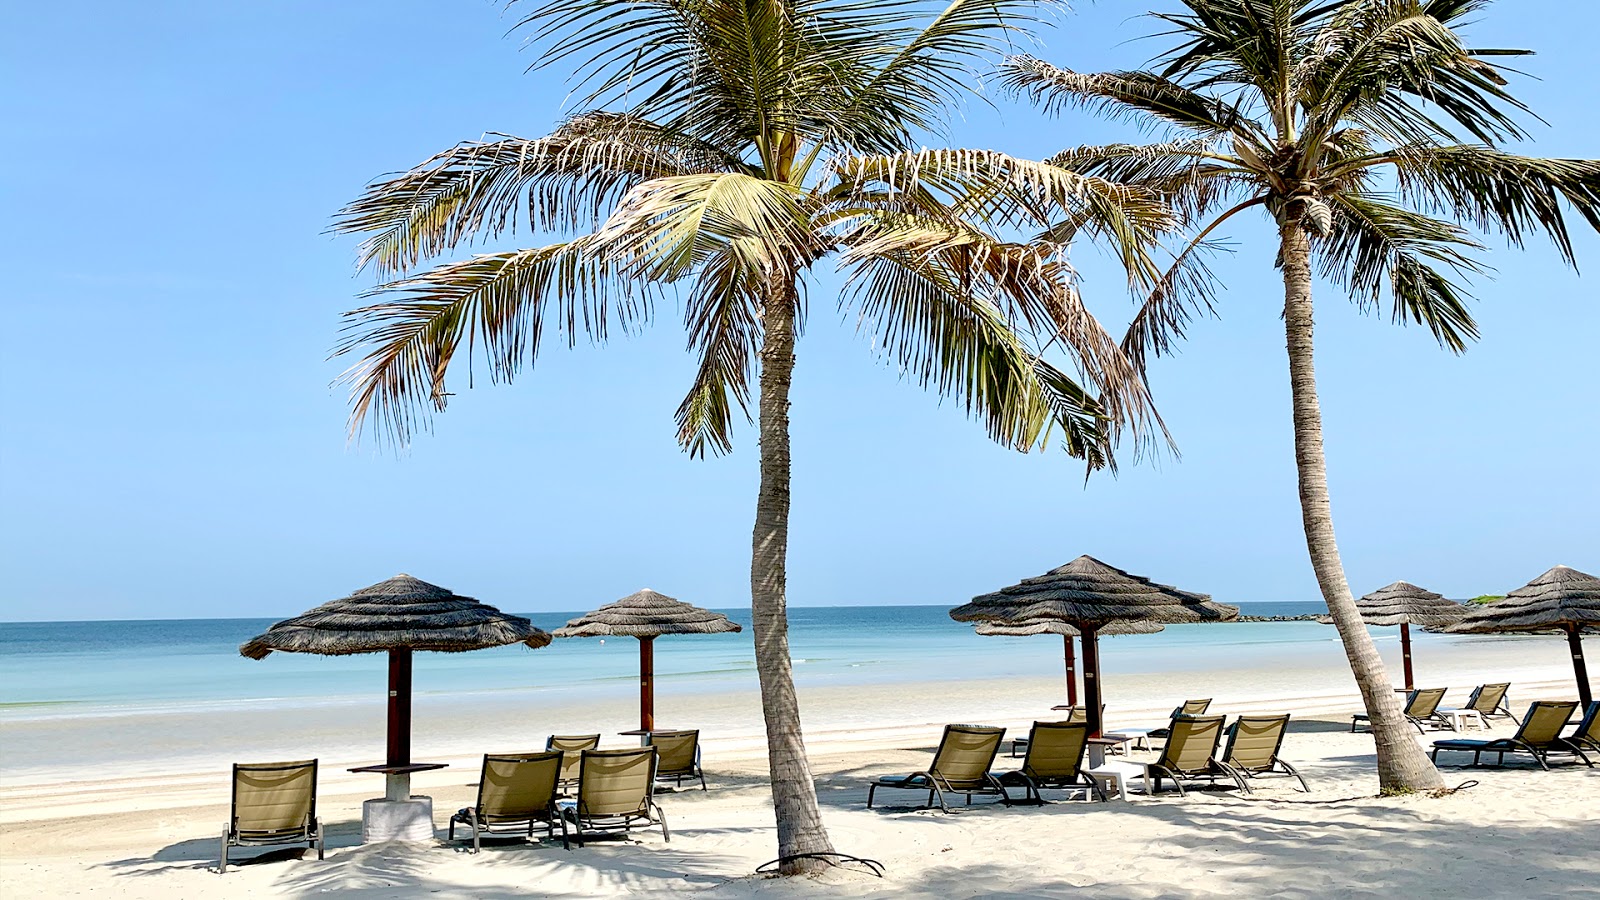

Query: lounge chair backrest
left=477, top=752, right=561, bottom=823
left=1021, top=721, right=1089, bottom=780
left=1059, top=705, right=1105, bottom=725
left=232, top=760, right=316, bottom=837
left=1223, top=715, right=1290, bottom=772
left=1576, top=702, right=1600, bottom=742
left=647, top=730, right=699, bottom=775
left=930, top=725, right=1005, bottom=788
left=1406, top=688, right=1447, bottom=718
left=577, top=748, right=656, bottom=817
left=548, top=734, right=601, bottom=783
left=1467, top=683, right=1510, bottom=715
left=1515, top=700, right=1580, bottom=746
left=1155, top=715, right=1225, bottom=774
left=1176, top=698, right=1212, bottom=716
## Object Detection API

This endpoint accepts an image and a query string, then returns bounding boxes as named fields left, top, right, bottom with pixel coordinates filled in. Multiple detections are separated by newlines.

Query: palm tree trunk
left=1278, top=218, right=1445, bottom=792
left=751, top=278, right=836, bottom=874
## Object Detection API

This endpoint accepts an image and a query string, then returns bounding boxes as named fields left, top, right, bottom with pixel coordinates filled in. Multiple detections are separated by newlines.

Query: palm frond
left=675, top=248, right=763, bottom=456
left=1001, top=56, right=1263, bottom=140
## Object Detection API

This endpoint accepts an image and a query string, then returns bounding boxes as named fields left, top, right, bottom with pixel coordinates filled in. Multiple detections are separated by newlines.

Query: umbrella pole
left=386, top=648, right=413, bottom=801
left=1400, top=623, right=1415, bottom=692
left=1081, top=624, right=1102, bottom=738
left=1569, top=626, right=1592, bottom=708
left=1063, top=634, right=1078, bottom=708
left=639, top=636, right=655, bottom=732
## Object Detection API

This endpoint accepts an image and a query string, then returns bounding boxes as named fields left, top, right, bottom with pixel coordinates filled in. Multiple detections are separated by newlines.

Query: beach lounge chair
left=997, top=721, right=1106, bottom=804
left=1350, top=687, right=1450, bottom=734
left=867, top=724, right=1011, bottom=812
left=1011, top=706, right=1098, bottom=756
left=1220, top=715, right=1308, bottom=792
left=1431, top=700, right=1591, bottom=771
left=1560, top=701, right=1600, bottom=757
left=219, top=759, right=323, bottom=874
left=547, top=734, right=601, bottom=791
left=559, top=748, right=670, bottom=845
left=1147, top=715, right=1245, bottom=796
left=1462, top=683, right=1520, bottom=727
left=1146, top=698, right=1214, bottom=742
left=449, top=751, right=566, bottom=852
left=646, top=729, right=706, bottom=791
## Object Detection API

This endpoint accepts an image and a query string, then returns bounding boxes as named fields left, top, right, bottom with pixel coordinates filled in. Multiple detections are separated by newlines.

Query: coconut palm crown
left=1002, top=0, right=1600, bottom=793
left=330, top=0, right=1175, bottom=874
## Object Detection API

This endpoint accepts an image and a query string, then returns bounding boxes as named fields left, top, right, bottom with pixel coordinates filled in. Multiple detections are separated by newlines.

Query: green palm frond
left=334, top=240, right=647, bottom=443
left=674, top=248, right=764, bottom=456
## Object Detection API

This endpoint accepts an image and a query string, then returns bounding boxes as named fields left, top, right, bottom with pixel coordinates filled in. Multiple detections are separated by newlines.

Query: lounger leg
left=219, top=828, right=230, bottom=875
left=655, top=804, right=671, bottom=843
left=316, top=819, right=325, bottom=860
left=472, top=811, right=481, bottom=853
left=866, top=784, right=875, bottom=808
left=1279, top=761, right=1309, bottom=792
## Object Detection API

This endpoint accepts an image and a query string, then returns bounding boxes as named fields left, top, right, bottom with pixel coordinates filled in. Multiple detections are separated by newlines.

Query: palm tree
left=1003, top=0, right=1600, bottom=791
left=331, top=0, right=1172, bottom=870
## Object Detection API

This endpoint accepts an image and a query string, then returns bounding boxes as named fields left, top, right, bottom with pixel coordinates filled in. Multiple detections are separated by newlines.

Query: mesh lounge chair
left=997, top=721, right=1106, bottom=804
left=1350, top=687, right=1450, bottom=734
left=1462, top=683, right=1520, bottom=727
left=1561, top=702, right=1600, bottom=757
left=449, top=751, right=566, bottom=852
left=1011, top=706, right=1099, bottom=757
left=647, top=730, right=706, bottom=791
left=1431, top=700, right=1591, bottom=771
left=559, top=748, right=670, bottom=845
left=219, top=759, right=323, bottom=874
left=868, top=724, right=1011, bottom=812
left=547, top=734, right=601, bottom=792
left=1221, top=715, right=1308, bottom=792
left=1146, top=699, right=1214, bottom=742
left=1147, top=715, right=1246, bottom=796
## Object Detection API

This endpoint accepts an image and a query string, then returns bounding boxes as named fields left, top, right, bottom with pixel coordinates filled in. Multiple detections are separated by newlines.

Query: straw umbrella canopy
left=973, top=619, right=1163, bottom=708
left=553, top=588, right=741, bottom=731
left=1317, top=581, right=1465, bottom=691
left=952, top=555, right=1236, bottom=736
left=1448, top=565, right=1600, bottom=706
left=242, top=574, right=549, bottom=797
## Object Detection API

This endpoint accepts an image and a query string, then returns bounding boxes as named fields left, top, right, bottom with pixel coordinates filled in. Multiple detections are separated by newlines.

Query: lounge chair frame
left=219, top=759, right=323, bottom=874
left=868, top=724, right=1011, bottom=812
left=1464, top=683, right=1520, bottom=727
left=1350, top=687, right=1450, bottom=734
left=449, top=751, right=567, bottom=853
left=998, top=721, right=1106, bottom=804
left=1431, top=701, right=1591, bottom=771
left=560, top=748, right=671, bottom=845
left=1561, top=702, right=1600, bottom=757
left=1147, top=715, right=1245, bottom=797
left=1221, top=715, right=1308, bottom=792
left=647, top=729, right=706, bottom=791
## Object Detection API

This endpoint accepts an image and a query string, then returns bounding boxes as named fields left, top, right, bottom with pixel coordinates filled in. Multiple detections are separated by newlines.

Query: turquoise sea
left=0, top=602, right=1392, bottom=720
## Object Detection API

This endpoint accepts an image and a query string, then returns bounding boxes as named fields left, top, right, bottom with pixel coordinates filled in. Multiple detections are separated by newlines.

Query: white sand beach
left=2, top=652, right=1595, bottom=899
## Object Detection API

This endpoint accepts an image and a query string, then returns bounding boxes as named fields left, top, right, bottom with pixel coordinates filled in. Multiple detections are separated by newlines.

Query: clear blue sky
left=1, top=1, right=1595, bottom=622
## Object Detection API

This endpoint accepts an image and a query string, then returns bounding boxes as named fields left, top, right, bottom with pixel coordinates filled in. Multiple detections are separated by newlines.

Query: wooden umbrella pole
left=386, top=648, right=413, bottom=801
left=1080, top=624, right=1102, bottom=738
left=639, top=636, right=656, bottom=732
left=1062, top=634, right=1078, bottom=708
left=1399, top=623, right=1415, bottom=692
left=1568, top=626, right=1592, bottom=708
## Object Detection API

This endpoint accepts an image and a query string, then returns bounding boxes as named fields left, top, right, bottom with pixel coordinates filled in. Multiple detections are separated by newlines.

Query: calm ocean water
left=0, top=602, right=1417, bottom=722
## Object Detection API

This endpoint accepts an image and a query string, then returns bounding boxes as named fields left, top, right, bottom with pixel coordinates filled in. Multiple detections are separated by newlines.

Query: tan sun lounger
left=1221, top=715, right=1308, bottom=792
left=1350, top=687, right=1449, bottom=734
left=997, top=721, right=1105, bottom=803
left=646, top=729, right=705, bottom=791
left=1431, top=700, right=1591, bottom=770
left=1562, top=702, right=1600, bottom=757
left=1147, top=698, right=1214, bottom=741
left=1011, top=705, right=1100, bottom=756
left=547, top=734, right=601, bottom=791
left=219, top=759, right=323, bottom=874
left=559, top=748, right=670, bottom=845
left=1148, top=715, right=1245, bottom=796
left=868, top=724, right=1010, bottom=812
left=449, top=751, right=565, bottom=852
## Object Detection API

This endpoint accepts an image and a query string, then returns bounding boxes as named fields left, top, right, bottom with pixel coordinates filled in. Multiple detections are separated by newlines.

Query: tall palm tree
left=1003, top=0, right=1600, bottom=791
left=331, top=0, right=1172, bottom=870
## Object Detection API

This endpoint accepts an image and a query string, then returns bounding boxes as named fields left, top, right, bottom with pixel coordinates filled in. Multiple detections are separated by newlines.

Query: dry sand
left=2, top=674, right=1595, bottom=898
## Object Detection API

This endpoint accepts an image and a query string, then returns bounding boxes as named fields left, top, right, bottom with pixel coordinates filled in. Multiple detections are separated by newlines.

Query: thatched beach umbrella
left=974, top=619, right=1163, bottom=708
left=241, top=574, right=550, bottom=802
left=1318, top=581, right=1465, bottom=691
left=553, top=588, right=741, bottom=731
left=1448, top=565, right=1599, bottom=706
left=952, top=555, right=1236, bottom=737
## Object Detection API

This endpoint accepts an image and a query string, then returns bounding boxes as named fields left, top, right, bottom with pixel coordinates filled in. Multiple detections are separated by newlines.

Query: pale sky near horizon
left=1, top=1, right=1595, bottom=623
